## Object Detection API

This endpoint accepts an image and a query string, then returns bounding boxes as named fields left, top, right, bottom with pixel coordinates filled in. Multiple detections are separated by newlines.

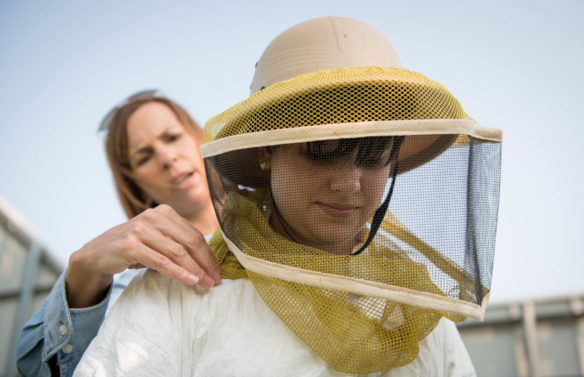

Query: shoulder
left=417, top=318, right=476, bottom=376
left=108, top=272, right=256, bottom=326
left=378, top=318, right=475, bottom=377
left=97, top=270, right=177, bottom=334
left=75, top=275, right=256, bottom=376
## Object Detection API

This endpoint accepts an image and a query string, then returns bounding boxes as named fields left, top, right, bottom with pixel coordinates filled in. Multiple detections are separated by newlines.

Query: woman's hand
left=65, top=204, right=221, bottom=308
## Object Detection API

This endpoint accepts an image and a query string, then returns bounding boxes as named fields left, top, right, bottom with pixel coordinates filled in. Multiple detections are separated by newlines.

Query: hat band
left=201, top=119, right=501, bottom=158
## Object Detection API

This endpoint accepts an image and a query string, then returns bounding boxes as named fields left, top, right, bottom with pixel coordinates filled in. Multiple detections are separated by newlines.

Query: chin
left=188, top=184, right=210, bottom=201
left=309, top=235, right=352, bottom=251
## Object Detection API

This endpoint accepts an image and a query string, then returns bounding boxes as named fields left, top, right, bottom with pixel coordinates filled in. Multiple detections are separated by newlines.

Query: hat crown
left=250, top=16, right=402, bottom=94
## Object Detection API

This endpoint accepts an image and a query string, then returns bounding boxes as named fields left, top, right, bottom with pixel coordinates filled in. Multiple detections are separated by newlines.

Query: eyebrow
left=129, top=125, right=181, bottom=160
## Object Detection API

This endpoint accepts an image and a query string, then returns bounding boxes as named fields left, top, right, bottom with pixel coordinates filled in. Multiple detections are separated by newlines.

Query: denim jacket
left=16, top=269, right=137, bottom=377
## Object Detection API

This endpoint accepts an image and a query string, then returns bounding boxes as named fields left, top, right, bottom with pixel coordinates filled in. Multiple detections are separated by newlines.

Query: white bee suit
left=74, top=270, right=476, bottom=377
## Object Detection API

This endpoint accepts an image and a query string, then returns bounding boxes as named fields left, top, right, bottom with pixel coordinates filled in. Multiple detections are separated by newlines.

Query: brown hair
left=104, top=96, right=205, bottom=218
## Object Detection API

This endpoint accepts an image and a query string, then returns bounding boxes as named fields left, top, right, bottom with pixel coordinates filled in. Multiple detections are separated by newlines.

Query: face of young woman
left=126, top=102, right=209, bottom=220
left=264, top=142, right=391, bottom=254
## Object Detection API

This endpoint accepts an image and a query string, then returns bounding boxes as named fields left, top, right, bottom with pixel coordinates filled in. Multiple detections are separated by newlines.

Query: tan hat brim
left=203, top=67, right=502, bottom=187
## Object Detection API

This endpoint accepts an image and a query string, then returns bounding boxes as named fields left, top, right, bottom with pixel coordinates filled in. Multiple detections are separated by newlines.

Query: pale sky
left=1, top=0, right=582, bottom=303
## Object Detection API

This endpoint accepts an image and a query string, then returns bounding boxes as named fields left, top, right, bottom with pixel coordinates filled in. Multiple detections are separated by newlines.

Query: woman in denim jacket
left=16, top=91, right=222, bottom=376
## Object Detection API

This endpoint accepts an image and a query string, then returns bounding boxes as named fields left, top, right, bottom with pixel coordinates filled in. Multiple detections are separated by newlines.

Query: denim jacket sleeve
left=15, top=270, right=125, bottom=377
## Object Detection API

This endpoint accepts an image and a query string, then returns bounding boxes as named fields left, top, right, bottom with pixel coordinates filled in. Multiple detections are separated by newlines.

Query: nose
left=329, top=159, right=362, bottom=193
left=157, top=145, right=177, bottom=169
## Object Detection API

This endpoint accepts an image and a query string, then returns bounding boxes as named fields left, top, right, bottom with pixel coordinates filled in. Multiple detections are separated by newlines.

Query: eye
left=310, top=140, right=341, bottom=155
left=355, top=143, right=393, bottom=168
left=168, top=133, right=182, bottom=142
left=358, top=158, right=388, bottom=168
left=358, top=152, right=392, bottom=168
left=135, top=154, right=151, bottom=167
left=303, top=140, right=348, bottom=163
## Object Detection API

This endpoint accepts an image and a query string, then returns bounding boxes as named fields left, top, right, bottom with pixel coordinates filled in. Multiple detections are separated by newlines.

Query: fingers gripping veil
left=201, top=16, right=502, bottom=373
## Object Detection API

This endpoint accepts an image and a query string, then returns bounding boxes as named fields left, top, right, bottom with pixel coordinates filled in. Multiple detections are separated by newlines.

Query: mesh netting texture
left=203, top=66, right=502, bottom=373
left=204, top=67, right=469, bottom=141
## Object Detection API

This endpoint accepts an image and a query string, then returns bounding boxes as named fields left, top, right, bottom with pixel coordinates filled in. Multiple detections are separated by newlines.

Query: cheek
left=364, top=169, right=391, bottom=206
left=132, top=165, right=168, bottom=201
left=270, top=165, right=293, bottom=205
left=184, top=135, right=202, bottom=152
left=192, top=151, right=206, bottom=171
left=269, top=159, right=313, bottom=210
left=132, top=164, right=158, bottom=184
left=185, top=140, right=204, bottom=164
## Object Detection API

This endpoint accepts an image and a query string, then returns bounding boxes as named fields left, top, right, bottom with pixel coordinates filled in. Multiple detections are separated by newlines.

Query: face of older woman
left=126, top=102, right=210, bottom=221
left=263, top=142, right=391, bottom=255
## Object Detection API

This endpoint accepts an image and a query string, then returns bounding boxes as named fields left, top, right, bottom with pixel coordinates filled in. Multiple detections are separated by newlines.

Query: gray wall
left=0, top=197, right=62, bottom=377
left=458, top=294, right=584, bottom=377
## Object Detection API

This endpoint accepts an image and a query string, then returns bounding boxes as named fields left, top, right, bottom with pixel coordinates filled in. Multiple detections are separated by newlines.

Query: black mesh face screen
left=205, top=135, right=501, bottom=309
left=383, top=137, right=501, bottom=303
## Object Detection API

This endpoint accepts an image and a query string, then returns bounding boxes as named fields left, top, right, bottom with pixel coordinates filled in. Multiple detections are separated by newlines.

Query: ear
left=258, top=147, right=273, bottom=170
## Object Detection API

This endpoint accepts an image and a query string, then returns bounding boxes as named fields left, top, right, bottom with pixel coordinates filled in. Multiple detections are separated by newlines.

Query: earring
left=260, top=161, right=270, bottom=170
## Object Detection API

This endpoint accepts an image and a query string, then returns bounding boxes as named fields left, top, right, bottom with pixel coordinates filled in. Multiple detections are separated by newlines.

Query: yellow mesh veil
left=209, top=188, right=466, bottom=372
left=203, top=65, right=502, bottom=373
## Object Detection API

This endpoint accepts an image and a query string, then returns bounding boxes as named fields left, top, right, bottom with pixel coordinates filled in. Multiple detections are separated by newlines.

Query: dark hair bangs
left=306, top=137, right=398, bottom=167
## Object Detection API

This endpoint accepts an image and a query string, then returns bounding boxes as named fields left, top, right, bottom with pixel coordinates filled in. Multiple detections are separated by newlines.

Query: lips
left=317, top=202, right=359, bottom=218
left=170, top=172, right=193, bottom=185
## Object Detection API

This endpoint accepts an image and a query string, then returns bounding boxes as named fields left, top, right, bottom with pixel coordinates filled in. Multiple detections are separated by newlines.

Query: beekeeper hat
left=202, top=16, right=502, bottom=373
left=202, top=16, right=499, bottom=188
